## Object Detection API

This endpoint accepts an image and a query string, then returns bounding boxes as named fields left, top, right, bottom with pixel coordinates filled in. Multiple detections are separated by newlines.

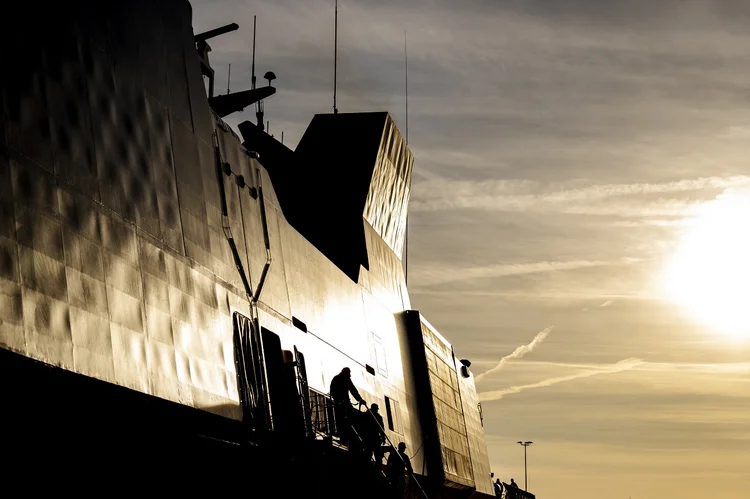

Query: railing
left=500, top=483, right=536, bottom=499
left=361, top=404, right=429, bottom=499
left=308, top=388, right=336, bottom=438
left=304, top=387, right=428, bottom=498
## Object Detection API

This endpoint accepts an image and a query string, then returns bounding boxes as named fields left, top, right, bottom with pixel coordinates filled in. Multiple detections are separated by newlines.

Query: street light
left=517, top=441, right=533, bottom=491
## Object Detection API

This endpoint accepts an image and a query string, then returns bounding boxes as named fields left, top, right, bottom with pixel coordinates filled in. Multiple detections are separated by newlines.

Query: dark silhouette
left=364, top=403, right=387, bottom=467
left=330, top=367, right=364, bottom=442
left=494, top=478, right=503, bottom=497
left=386, top=442, right=412, bottom=498
left=510, top=478, right=519, bottom=488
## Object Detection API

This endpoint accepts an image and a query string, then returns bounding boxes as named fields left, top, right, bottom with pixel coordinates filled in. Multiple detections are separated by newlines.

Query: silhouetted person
left=386, top=442, right=412, bottom=498
left=510, top=478, right=518, bottom=488
left=330, top=367, right=364, bottom=442
left=364, top=403, right=386, bottom=466
left=494, top=478, right=503, bottom=497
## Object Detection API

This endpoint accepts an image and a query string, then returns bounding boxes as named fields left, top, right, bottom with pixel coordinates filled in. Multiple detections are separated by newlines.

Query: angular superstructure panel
left=240, top=112, right=412, bottom=283
left=397, top=311, right=493, bottom=492
left=363, top=114, right=413, bottom=257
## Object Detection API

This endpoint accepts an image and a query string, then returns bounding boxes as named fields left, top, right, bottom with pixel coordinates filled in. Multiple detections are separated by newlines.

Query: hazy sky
left=192, top=1, right=750, bottom=497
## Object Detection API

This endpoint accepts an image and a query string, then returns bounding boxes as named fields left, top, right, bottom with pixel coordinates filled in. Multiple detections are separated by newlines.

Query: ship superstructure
left=0, top=1, right=494, bottom=497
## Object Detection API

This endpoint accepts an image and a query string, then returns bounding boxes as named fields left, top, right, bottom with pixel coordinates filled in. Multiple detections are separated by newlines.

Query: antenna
left=194, top=23, right=239, bottom=99
left=333, top=0, right=339, bottom=114
left=405, top=213, right=409, bottom=285
left=405, top=30, right=409, bottom=144
left=404, top=30, right=410, bottom=284
left=251, top=16, right=257, bottom=90
left=252, top=15, right=265, bottom=131
left=226, top=63, right=231, bottom=94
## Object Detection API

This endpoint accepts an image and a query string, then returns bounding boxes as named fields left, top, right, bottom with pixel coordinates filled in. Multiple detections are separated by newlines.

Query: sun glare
left=663, top=191, right=750, bottom=341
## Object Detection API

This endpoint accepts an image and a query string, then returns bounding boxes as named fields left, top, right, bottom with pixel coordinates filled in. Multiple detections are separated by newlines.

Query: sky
left=191, top=1, right=750, bottom=497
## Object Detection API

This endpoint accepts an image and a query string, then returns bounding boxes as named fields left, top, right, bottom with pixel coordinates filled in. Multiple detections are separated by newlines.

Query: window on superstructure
left=369, top=331, right=388, bottom=377
left=384, top=396, right=402, bottom=434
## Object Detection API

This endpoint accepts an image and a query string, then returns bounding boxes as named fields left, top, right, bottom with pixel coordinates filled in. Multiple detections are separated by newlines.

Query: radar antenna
left=194, top=22, right=239, bottom=98
left=333, top=0, right=339, bottom=114
left=203, top=18, right=276, bottom=118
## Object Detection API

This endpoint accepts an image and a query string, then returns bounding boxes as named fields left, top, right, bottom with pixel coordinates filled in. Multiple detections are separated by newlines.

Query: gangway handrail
left=359, top=404, right=429, bottom=499
left=501, top=483, right=535, bottom=499
left=306, top=387, right=428, bottom=498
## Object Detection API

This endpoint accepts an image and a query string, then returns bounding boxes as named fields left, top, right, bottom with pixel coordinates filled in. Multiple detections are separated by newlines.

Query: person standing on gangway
left=329, top=367, right=365, bottom=444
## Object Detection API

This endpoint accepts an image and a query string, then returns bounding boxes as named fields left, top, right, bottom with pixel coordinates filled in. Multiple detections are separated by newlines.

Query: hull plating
left=0, top=0, right=494, bottom=496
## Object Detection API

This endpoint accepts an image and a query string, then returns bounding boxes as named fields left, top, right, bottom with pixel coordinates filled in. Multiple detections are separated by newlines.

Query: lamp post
left=517, top=441, right=533, bottom=491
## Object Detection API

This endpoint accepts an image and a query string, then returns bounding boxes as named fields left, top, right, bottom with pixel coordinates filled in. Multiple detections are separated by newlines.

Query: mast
left=404, top=30, right=409, bottom=284
left=251, top=16, right=257, bottom=90
left=333, top=0, right=339, bottom=114
left=405, top=30, right=409, bottom=143
left=252, top=15, right=265, bottom=131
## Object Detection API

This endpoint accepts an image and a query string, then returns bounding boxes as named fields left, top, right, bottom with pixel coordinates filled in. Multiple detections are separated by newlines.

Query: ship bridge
left=239, top=112, right=413, bottom=283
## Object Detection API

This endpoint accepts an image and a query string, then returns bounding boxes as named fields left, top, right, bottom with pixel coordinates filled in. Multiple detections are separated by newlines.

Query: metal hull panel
left=0, top=0, right=494, bottom=495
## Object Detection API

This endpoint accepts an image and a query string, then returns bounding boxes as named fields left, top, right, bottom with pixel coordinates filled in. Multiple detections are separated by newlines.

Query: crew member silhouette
left=386, top=441, right=412, bottom=498
left=365, top=403, right=386, bottom=466
left=494, top=478, right=503, bottom=497
left=508, top=478, right=519, bottom=499
left=329, top=367, right=364, bottom=443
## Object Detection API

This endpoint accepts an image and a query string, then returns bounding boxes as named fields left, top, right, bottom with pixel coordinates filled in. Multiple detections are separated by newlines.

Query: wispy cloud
left=410, top=289, right=660, bottom=300
left=600, top=300, right=614, bottom=307
left=410, top=176, right=750, bottom=215
left=479, top=358, right=644, bottom=402
left=475, top=326, right=554, bottom=383
left=503, top=360, right=750, bottom=373
left=410, top=258, right=640, bottom=287
left=636, top=361, right=750, bottom=375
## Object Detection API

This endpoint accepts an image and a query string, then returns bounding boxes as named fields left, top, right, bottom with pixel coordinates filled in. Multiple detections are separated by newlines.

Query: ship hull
left=0, top=1, right=495, bottom=497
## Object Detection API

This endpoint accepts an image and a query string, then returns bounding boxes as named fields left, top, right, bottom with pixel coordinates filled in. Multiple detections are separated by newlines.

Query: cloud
left=410, top=289, right=659, bottom=301
left=510, top=360, right=750, bottom=373
left=600, top=300, right=614, bottom=307
left=479, top=357, right=644, bottom=402
left=475, top=326, right=554, bottom=383
left=636, top=361, right=750, bottom=375
left=410, top=259, right=639, bottom=287
left=410, top=176, right=750, bottom=215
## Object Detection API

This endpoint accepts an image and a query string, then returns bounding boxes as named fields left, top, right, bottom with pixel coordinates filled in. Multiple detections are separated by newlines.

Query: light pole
left=517, top=441, right=533, bottom=491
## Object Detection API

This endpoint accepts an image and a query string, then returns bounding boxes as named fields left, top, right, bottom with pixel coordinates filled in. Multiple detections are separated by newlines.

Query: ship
left=0, top=1, right=501, bottom=497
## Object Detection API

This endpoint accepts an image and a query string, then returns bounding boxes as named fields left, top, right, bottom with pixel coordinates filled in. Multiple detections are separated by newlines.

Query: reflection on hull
left=0, top=1, right=495, bottom=497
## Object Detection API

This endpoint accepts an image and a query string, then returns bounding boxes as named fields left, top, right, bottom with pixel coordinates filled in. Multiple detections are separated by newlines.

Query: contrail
left=474, top=326, right=553, bottom=383
left=478, top=358, right=644, bottom=402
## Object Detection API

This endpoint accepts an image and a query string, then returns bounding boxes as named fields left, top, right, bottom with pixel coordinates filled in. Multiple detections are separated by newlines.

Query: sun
left=662, top=190, right=750, bottom=341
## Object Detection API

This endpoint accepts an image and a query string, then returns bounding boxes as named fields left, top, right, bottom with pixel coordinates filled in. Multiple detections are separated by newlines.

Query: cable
left=409, top=439, right=424, bottom=460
